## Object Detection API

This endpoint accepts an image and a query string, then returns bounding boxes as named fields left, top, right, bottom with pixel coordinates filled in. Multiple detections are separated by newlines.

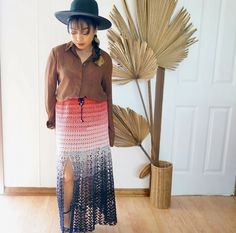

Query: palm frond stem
left=135, top=79, right=150, bottom=126
left=147, top=80, right=154, bottom=151
left=139, top=144, right=153, bottom=164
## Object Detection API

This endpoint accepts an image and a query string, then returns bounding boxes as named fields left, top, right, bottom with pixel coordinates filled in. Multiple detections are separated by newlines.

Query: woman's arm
left=102, top=55, right=115, bottom=147
left=45, top=48, right=58, bottom=129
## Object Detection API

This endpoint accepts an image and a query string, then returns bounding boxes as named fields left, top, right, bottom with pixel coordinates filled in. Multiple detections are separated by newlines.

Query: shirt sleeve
left=102, top=54, right=115, bottom=147
left=45, top=48, right=58, bottom=129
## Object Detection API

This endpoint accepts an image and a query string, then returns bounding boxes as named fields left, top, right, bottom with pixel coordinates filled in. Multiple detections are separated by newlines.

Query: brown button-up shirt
left=45, top=41, right=115, bottom=146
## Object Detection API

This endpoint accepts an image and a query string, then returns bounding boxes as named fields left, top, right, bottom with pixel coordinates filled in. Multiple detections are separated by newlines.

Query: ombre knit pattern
left=55, top=97, right=117, bottom=233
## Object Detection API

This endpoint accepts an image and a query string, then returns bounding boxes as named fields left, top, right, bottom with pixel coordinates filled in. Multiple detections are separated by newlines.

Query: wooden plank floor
left=0, top=195, right=235, bottom=233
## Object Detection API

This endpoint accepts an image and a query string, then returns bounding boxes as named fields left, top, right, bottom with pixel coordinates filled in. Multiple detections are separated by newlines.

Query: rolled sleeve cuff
left=109, top=126, right=115, bottom=147
left=46, top=119, right=55, bottom=129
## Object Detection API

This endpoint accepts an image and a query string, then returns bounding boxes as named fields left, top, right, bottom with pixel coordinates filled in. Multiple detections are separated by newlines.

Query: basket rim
left=151, top=160, right=173, bottom=169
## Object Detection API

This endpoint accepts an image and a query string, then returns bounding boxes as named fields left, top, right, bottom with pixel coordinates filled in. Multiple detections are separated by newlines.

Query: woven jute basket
left=150, top=160, right=173, bottom=209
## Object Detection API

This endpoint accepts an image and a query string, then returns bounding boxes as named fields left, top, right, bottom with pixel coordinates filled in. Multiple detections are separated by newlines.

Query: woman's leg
left=63, top=158, right=74, bottom=229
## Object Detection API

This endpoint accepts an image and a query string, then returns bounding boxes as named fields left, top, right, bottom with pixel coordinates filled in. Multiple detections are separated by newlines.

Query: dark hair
left=67, top=15, right=101, bottom=63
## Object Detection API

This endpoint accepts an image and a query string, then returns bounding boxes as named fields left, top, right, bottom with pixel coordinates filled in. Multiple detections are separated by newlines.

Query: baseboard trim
left=2, top=187, right=150, bottom=196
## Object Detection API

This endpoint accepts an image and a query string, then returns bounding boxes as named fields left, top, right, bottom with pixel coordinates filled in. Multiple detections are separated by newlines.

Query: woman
left=44, top=0, right=117, bottom=232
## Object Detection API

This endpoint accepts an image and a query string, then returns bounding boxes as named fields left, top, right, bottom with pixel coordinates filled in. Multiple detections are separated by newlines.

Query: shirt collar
left=65, top=41, right=74, bottom=51
left=65, top=41, right=96, bottom=61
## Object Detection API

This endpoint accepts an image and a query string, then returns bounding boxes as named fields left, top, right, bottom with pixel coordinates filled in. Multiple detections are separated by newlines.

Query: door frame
left=0, top=69, right=4, bottom=194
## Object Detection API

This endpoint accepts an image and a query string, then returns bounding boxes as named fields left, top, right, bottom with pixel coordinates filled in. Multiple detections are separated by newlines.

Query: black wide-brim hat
left=55, top=0, right=112, bottom=30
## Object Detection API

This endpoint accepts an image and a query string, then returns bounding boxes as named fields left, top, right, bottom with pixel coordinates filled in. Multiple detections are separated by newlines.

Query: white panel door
left=160, top=0, right=236, bottom=194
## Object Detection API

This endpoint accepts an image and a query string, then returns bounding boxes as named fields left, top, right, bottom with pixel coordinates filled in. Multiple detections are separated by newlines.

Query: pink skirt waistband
left=56, top=96, right=106, bottom=105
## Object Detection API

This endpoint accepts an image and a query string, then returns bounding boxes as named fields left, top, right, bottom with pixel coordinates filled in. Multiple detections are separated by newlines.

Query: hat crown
left=70, top=0, right=98, bottom=16
left=55, top=0, right=111, bottom=30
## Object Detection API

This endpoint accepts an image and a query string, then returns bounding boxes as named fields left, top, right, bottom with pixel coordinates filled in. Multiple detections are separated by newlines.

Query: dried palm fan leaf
left=135, top=0, right=197, bottom=69
left=107, top=34, right=158, bottom=85
left=109, top=0, right=197, bottom=70
left=113, top=104, right=150, bottom=148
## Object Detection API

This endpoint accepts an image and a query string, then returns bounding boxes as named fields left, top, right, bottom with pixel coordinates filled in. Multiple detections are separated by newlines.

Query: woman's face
left=68, top=19, right=97, bottom=51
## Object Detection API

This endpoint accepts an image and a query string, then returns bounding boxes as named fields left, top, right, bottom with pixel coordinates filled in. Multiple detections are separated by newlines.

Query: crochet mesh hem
left=56, top=146, right=117, bottom=233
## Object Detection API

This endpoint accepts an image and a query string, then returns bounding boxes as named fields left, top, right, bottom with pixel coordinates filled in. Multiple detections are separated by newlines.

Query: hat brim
left=55, top=11, right=112, bottom=30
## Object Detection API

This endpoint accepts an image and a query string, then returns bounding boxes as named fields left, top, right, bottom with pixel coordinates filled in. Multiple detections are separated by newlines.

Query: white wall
left=1, top=0, right=236, bottom=195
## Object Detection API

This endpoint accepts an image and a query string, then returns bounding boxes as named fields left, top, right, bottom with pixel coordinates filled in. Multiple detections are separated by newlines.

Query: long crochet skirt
left=55, top=96, right=117, bottom=233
